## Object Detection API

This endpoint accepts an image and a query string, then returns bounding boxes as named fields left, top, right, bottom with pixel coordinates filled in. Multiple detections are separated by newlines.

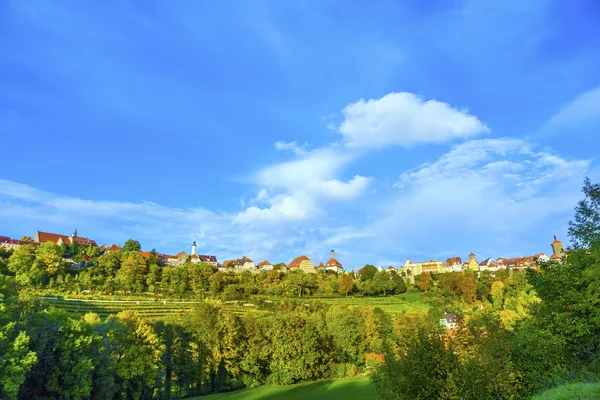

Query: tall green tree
left=7, top=244, right=38, bottom=286
left=122, top=239, right=142, bottom=252
left=358, top=265, right=377, bottom=281
left=569, top=177, right=600, bottom=248
left=47, top=318, right=100, bottom=400
left=105, top=311, right=164, bottom=399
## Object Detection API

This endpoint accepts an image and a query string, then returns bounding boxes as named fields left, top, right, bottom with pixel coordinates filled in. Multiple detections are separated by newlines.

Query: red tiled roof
left=289, top=255, right=310, bottom=268
left=197, top=255, right=217, bottom=263
left=257, top=260, right=272, bottom=268
left=446, top=257, right=462, bottom=265
left=107, top=244, right=121, bottom=252
left=72, top=236, right=98, bottom=246
left=36, top=231, right=97, bottom=246
left=37, top=231, right=71, bottom=244
left=138, top=251, right=152, bottom=259
left=325, top=257, right=342, bottom=267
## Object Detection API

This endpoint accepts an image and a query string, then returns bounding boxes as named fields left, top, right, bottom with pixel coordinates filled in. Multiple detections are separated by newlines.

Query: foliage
left=122, top=239, right=142, bottom=252
left=569, top=177, right=600, bottom=248
left=358, top=265, right=377, bottom=281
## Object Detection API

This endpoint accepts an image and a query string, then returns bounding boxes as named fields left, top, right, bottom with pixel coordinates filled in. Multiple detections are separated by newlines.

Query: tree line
left=0, top=246, right=407, bottom=299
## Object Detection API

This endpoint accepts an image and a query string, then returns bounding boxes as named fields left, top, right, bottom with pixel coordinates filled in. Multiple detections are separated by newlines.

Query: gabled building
left=288, top=255, right=317, bottom=273
left=0, top=236, right=21, bottom=250
left=404, top=259, right=446, bottom=275
left=478, top=257, right=497, bottom=271
left=446, top=257, right=463, bottom=272
left=440, top=312, right=463, bottom=329
left=105, top=244, right=122, bottom=252
left=257, top=260, right=273, bottom=270
left=183, top=242, right=218, bottom=266
left=467, top=253, right=479, bottom=271
left=34, top=229, right=98, bottom=247
left=325, top=249, right=343, bottom=273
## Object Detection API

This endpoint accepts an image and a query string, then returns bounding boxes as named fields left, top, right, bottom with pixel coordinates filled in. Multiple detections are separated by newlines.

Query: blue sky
left=1, top=0, right=600, bottom=269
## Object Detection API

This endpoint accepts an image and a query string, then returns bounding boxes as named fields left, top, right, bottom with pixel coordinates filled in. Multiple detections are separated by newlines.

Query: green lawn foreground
left=188, top=377, right=377, bottom=400
left=532, top=382, right=600, bottom=400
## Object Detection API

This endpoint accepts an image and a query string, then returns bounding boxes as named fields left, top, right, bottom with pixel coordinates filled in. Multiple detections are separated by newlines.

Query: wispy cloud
left=364, top=138, right=590, bottom=259
left=543, top=86, right=600, bottom=132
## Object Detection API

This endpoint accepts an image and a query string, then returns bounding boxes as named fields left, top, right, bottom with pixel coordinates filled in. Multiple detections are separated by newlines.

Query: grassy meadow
left=531, top=382, right=600, bottom=400
left=309, top=288, right=429, bottom=314
left=189, top=377, right=377, bottom=400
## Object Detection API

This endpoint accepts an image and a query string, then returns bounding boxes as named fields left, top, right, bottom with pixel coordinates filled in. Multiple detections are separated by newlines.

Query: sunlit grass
left=188, top=377, right=377, bottom=400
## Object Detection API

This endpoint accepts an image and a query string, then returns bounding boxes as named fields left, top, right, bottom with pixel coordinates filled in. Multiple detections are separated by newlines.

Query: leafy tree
left=273, top=263, right=286, bottom=270
left=372, top=327, right=458, bottom=400
left=97, top=250, right=122, bottom=277
left=105, top=311, right=164, bottom=399
left=116, top=253, right=147, bottom=292
left=569, top=177, right=600, bottom=248
left=358, top=265, right=377, bottom=281
left=456, top=272, right=478, bottom=303
left=7, top=244, right=38, bottom=286
left=527, top=247, right=600, bottom=367
left=391, top=273, right=407, bottom=294
left=372, top=271, right=396, bottom=296
left=0, top=326, right=37, bottom=400
left=338, top=274, right=354, bottom=297
left=47, top=318, right=100, bottom=399
left=35, top=241, right=64, bottom=278
left=415, top=272, right=433, bottom=292
left=122, top=239, right=142, bottom=253
left=0, top=286, right=37, bottom=400
left=285, top=271, right=316, bottom=297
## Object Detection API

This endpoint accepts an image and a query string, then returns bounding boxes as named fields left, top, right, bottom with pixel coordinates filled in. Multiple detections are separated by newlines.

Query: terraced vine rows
left=43, top=298, right=269, bottom=320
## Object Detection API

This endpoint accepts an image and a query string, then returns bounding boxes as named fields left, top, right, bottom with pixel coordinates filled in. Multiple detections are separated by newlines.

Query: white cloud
left=336, top=92, right=490, bottom=149
left=545, top=86, right=600, bottom=131
left=274, top=141, right=307, bottom=155
left=235, top=91, right=491, bottom=225
left=366, top=138, right=590, bottom=258
left=234, top=147, right=371, bottom=225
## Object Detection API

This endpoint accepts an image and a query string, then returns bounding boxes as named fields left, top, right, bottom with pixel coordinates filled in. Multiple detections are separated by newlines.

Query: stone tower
left=191, top=241, right=197, bottom=256
left=551, top=236, right=565, bottom=258
left=331, top=249, right=335, bottom=259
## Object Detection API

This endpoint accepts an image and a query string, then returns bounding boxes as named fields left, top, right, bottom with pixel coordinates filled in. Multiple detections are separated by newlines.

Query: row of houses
left=393, top=236, right=566, bottom=277
left=1, top=229, right=566, bottom=276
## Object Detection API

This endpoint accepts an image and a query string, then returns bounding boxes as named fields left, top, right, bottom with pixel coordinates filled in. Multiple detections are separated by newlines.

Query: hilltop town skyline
left=0, top=227, right=568, bottom=272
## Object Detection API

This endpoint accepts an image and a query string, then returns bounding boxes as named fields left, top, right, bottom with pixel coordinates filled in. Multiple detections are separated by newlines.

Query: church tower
left=191, top=241, right=197, bottom=256
left=331, top=249, right=335, bottom=259
left=551, top=236, right=565, bottom=258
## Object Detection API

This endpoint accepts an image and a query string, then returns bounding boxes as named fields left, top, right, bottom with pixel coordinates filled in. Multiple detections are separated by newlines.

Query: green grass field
left=532, top=382, right=600, bottom=400
left=312, top=290, right=429, bottom=314
left=189, top=377, right=377, bottom=400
